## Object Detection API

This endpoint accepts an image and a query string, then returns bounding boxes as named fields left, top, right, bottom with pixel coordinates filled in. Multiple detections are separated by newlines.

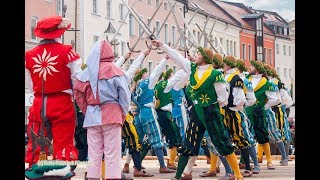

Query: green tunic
left=186, top=63, right=225, bottom=125
left=155, top=80, right=172, bottom=109
left=250, top=77, right=275, bottom=107
left=178, top=63, right=234, bottom=157
left=245, top=76, right=276, bottom=144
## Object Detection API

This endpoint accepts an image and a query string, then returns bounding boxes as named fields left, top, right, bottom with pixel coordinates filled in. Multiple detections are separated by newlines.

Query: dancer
left=236, top=58, right=260, bottom=174
left=74, top=40, right=131, bottom=179
left=245, top=60, right=279, bottom=170
left=132, top=54, right=175, bottom=173
left=115, top=49, right=154, bottom=177
left=152, top=40, right=244, bottom=180
left=25, top=15, right=80, bottom=180
left=154, top=68, right=187, bottom=169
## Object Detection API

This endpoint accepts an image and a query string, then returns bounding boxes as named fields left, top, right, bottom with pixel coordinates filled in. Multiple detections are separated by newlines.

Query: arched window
left=31, top=17, right=37, bottom=40
left=107, top=0, right=112, bottom=18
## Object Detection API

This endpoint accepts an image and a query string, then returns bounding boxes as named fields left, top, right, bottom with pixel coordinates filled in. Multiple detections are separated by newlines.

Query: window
left=31, top=17, right=37, bottom=40
left=248, top=44, right=252, bottom=60
left=57, top=0, right=62, bottom=14
left=164, top=2, right=168, bottom=10
left=156, top=0, right=160, bottom=7
left=179, top=31, right=184, bottom=47
left=234, top=42, right=236, bottom=56
left=289, top=69, right=292, bottom=78
left=164, top=24, right=168, bottom=43
left=129, top=13, right=134, bottom=36
left=204, top=35, right=208, bottom=47
left=119, top=4, right=124, bottom=20
left=220, top=38, right=223, bottom=53
left=226, top=40, right=229, bottom=55
left=156, top=21, right=161, bottom=38
left=172, top=26, right=176, bottom=45
left=173, top=66, right=176, bottom=73
left=276, top=44, right=279, bottom=54
left=192, top=30, right=196, bottom=43
left=269, top=49, right=272, bottom=64
left=284, top=68, right=287, bottom=77
left=93, top=0, right=97, bottom=14
left=277, top=67, right=280, bottom=75
left=147, top=0, right=152, bottom=5
left=215, top=37, right=218, bottom=48
left=148, top=62, right=153, bottom=74
left=106, top=0, right=112, bottom=18
left=121, top=41, right=126, bottom=56
left=139, top=16, right=144, bottom=36
left=197, top=31, right=201, bottom=44
left=242, top=44, right=246, bottom=60
left=230, top=41, right=233, bottom=56
left=166, top=64, right=169, bottom=70
left=93, top=35, right=99, bottom=43
left=263, top=48, right=266, bottom=62
left=283, top=45, right=286, bottom=55
left=289, top=46, right=291, bottom=56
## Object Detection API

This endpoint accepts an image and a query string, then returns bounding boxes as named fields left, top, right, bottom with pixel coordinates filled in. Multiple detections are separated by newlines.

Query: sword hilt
left=127, top=42, right=141, bottom=53
left=145, top=28, right=160, bottom=50
left=39, top=151, right=47, bottom=161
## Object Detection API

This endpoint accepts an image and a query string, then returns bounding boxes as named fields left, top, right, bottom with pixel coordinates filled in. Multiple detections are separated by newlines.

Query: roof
left=214, top=0, right=255, bottom=30
left=241, top=13, right=263, bottom=19
left=250, top=8, right=289, bottom=27
left=216, top=1, right=274, bottom=36
left=263, top=24, right=274, bottom=36
left=187, top=0, right=240, bottom=26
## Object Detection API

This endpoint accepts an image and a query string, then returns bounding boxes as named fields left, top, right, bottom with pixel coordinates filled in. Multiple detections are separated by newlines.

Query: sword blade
left=121, top=0, right=154, bottom=35
left=196, top=23, right=218, bottom=53
left=110, top=0, right=138, bottom=43
left=155, top=2, right=177, bottom=37
left=130, top=1, right=163, bottom=50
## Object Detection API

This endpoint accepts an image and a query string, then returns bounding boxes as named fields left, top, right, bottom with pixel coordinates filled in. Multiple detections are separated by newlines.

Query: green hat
left=236, top=59, right=247, bottom=72
left=133, top=68, right=148, bottom=82
left=263, top=63, right=274, bottom=77
left=270, top=66, right=280, bottom=79
left=25, top=162, right=75, bottom=180
left=164, top=68, right=173, bottom=81
left=159, top=72, right=165, bottom=80
left=223, top=55, right=237, bottom=68
left=250, top=60, right=266, bottom=74
left=212, top=53, right=224, bottom=69
left=197, top=46, right=213, bottom=64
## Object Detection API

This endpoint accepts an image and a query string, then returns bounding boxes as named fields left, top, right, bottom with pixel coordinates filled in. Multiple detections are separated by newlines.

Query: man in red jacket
left=25, top=15, right=81, bottom=176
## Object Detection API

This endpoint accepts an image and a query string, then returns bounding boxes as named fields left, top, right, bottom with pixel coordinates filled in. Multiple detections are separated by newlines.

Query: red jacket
left=25, top=42, right=80, bottom=94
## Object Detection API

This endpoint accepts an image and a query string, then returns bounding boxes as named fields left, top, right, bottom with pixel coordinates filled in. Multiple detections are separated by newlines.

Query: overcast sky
left=222, top=0, right=295, bottom=22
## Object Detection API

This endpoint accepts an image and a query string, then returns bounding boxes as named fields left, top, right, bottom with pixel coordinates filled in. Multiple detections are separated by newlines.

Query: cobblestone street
left=69, top=155, right=295, bottom=180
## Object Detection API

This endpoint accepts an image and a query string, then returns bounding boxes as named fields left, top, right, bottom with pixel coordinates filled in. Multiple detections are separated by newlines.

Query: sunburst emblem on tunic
left=32, top=48, right=59, bottom=81
left=199, top=94, right=210, bottom=103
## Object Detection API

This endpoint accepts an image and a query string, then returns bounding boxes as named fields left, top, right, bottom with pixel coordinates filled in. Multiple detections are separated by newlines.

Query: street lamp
left=104, top=22, right=120, bottom=58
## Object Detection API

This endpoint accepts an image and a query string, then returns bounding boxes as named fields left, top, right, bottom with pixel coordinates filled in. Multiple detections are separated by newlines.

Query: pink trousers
left=86, top=123, right=122, bottom=179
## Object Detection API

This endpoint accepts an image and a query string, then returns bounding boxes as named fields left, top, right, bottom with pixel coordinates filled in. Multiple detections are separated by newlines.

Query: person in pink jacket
left=74, top=40, right=131, bottom=180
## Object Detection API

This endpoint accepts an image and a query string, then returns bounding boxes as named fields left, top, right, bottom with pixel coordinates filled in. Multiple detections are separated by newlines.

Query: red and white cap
left=34, top=15, right=71, bottom=39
